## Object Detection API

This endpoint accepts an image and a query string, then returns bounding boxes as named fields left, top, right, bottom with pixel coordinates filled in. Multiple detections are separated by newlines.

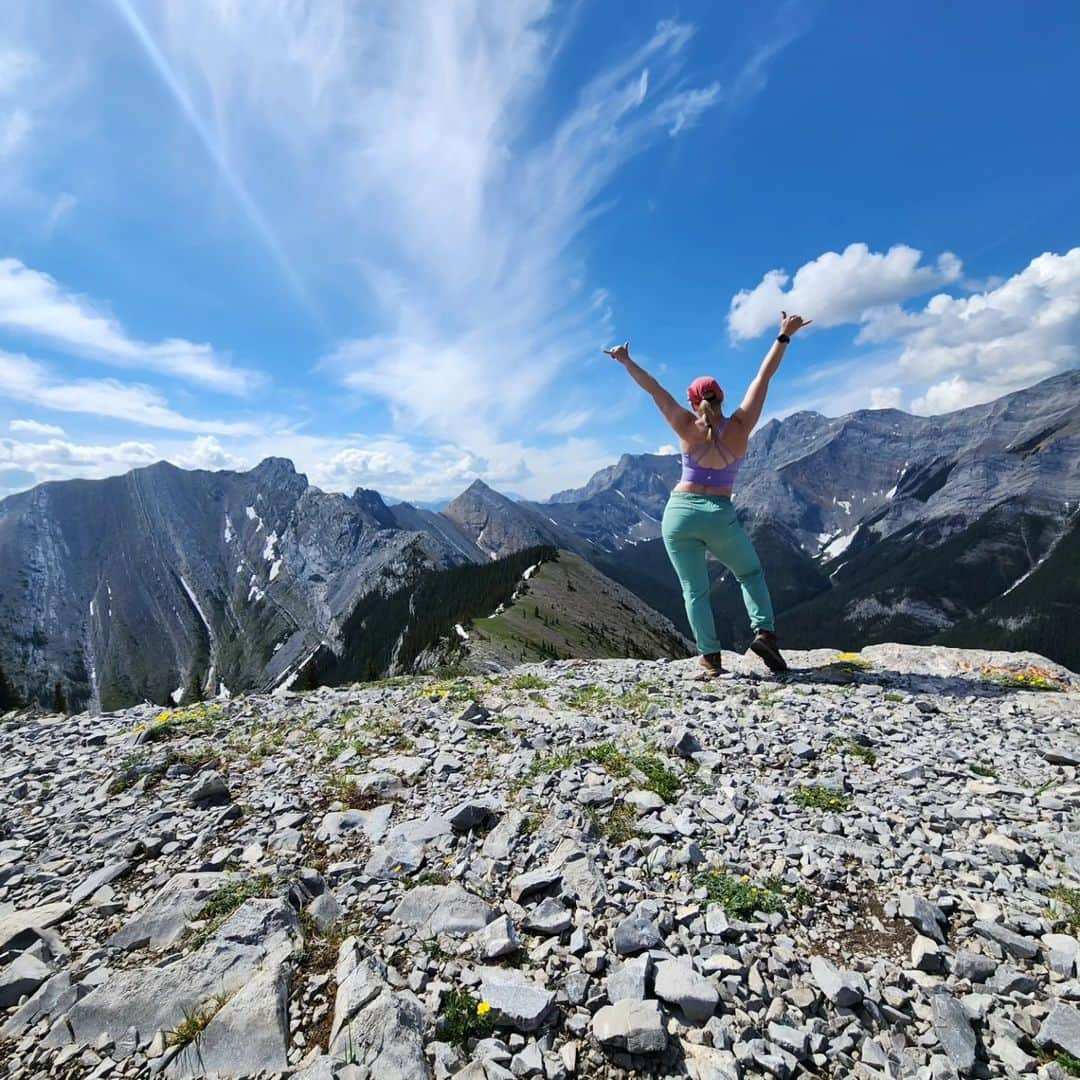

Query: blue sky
left=1, top=1, right=1078, bottom=502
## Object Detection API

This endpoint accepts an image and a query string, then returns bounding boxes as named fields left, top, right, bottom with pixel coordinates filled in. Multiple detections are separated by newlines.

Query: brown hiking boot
left=697, top=651, right=724, bottom=677
left=750, top=631, right=788, bottom=674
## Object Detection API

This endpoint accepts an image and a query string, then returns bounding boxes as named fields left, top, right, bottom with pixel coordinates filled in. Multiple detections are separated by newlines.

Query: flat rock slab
left=166, top=962, right=290, bottom=1077
left=315, top=805, right=393, bottom=844
left=810, top=956, right=867, bottom=1007
left=329, top=989, right=431, bottom=1078
left=0, top=954, right=52, bottom=1008
left=0, top=903, right=72, bottom=954
left=392, top=884, right=495, bottom=938
left=1037, top=1003, right=1080, bottom=1059
left=932, top=991, right=978, bottom=1074
left=51, top=898, right=298, bottom=1048
left=70, top=861, right=131, bottom=905
left=108, top=872, right=228, bottom=951
left=478, top=967, right=555, bottom=1032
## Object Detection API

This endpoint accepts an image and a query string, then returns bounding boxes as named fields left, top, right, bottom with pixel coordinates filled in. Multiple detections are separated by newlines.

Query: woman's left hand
left=780, top=312, right=812, bottom=336
left=604, top=341, right=631, bottom=363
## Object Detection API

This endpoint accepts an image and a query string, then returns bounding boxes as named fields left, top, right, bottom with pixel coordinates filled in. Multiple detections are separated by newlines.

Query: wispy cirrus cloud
left=0, top=258, right=260, bottom=394
left=138, top=3, right=791, bottom=455
left=0, top=350, right=262, bottom=434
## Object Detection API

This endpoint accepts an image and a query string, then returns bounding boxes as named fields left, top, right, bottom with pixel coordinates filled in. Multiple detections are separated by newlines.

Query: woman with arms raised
left=605, top=311, right=811, bottom=676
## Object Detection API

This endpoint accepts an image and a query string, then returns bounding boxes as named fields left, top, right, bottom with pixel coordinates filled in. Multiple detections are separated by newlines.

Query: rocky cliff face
left=0, top=459, right=474, bottom=712
left=1, top=644, right=1078, bottom=1079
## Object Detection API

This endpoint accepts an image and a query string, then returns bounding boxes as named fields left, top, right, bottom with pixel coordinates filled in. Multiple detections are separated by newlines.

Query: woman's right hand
left=780, top=311, right=812, bottom=337
left=604, top=341, right=631, bottom=364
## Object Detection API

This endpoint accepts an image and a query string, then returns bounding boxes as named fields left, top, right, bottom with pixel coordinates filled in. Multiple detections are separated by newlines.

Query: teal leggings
left=661, top=493, right=775, bottom=654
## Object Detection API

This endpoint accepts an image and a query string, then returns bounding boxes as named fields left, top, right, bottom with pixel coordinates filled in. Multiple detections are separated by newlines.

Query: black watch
left=777, top=333, right=790, bottom=344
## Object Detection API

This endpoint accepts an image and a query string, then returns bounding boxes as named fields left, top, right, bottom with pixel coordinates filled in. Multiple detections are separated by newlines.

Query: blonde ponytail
left=697, top=398, right=721, bottom=438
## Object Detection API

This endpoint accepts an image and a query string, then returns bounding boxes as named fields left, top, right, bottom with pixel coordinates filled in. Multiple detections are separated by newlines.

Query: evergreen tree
left=51, top=681, right=68, bottom=715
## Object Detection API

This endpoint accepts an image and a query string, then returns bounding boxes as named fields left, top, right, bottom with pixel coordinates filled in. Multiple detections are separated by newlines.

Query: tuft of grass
left=693, top=870, right=795, bottom=919
left=438, top=988, right=495, bottom=1048
left=969, top=763, right=998, bottom=779
left=518, top=814, right=541, bottom=837
left=185, top=875, right=275, bottom=949
left=515, top=742, right=682, bottom=803
left=630, top=752, right=681, bottom=803
left=1049, top=886, right=1080, bottom=935
left=165, top=994, right=229, bottom=1048
left=829, top=738, right=876, bottom=767
left=326, top=775, right=386, bottom=810
left=586, top=801, right=640, bottom=845
left=982, top=665, right=1065, bottom=692
left=883, top=691, right=905, bottom=703
left=793, top=785, right=852, bottom=812
left=825, top=652, right=871, bottom=675
left=510, top=674, right=548, bottom=691
left=403, top=871, right=451, bottom=891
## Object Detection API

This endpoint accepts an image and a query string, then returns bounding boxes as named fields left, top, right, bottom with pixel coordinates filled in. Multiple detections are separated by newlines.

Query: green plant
left=1049, top=1051, right=1080, bottom=1077
left=825, top=652, right=871, bottom=675
left=693, top=870, right=789, bottom=919
left=510, top=674, right=548, bottom=691
left=982, top=665, right=1065, bottom=692
left=969, top=763, right=998, bottom=779
left=403, top=871, right=451, bottom=890
left=793, top=785, right=852, bottom=812
left=438, top=987, right=494, bottom=1048
left=185, top=875, right=275, bottom=949
left=1049, top=886, right=1080, bottom=934
left=165, top=997, right=224, bottom=1048
left=586, top=801, right=640, bottom=845
left=883, top=691, right=905, bottom=703
left=513, top=741, right=682, bottom=803
left=630, top=753, right=681, bottom=803
left=830, top=738, right=877, bottom=767
left=518, top=813, right=541, bottom=836
left=327, top=775, right=385, bottom=810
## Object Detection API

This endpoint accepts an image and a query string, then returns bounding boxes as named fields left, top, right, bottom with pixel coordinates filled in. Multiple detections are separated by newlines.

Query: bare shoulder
left=722, top=411, right=752, bottom=454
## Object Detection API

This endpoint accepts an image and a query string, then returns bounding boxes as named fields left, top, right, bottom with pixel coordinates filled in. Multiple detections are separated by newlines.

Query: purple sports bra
left=680, top=420, right=743, bottom=488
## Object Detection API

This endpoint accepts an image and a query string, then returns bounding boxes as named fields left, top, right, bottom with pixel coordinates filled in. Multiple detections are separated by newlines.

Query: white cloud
left=145, top=4, right=792, bottom=448
left=728, top=243, right=963, bottom=341
left=0, top=258, right=260, bottom=394
left=44, top=191, right=76, bottom=233
left=536, top=409, right=593, bottom=435
left=868, top=387, right=903, bottom=410
left=0, top=349, right=262, bottom=435
left=655, top=443, right=679, bottom=455
left=9, top=417, right=64, bottom=436
left=0, top=434, right=159, bottom=493
left=177, top=435, right=239, bottom=471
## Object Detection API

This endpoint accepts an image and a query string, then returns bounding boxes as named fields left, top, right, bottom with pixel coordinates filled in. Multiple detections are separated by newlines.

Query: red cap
left=687, top=376, right=723, bottom=409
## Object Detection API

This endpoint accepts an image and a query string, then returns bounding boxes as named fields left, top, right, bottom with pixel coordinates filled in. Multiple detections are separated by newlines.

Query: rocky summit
left=1, top=643, right=1079, bottom=1080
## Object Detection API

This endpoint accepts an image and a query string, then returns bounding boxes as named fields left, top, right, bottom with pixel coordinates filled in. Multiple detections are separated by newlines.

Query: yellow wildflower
left=476, top=1001, right=492, bottom=1017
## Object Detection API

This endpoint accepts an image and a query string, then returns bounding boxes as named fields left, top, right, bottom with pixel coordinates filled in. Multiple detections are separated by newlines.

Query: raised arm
left=730, top=311, right=812, bottom=434
left=605, top=342, right=698, bottom=440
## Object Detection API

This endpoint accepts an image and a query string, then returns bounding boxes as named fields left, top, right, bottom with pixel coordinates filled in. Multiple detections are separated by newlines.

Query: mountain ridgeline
left=0, top=370, right=1077, bottom=710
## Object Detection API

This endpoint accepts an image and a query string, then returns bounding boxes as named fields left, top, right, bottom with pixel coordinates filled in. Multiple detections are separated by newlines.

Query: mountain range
left=1, top=369, right=1076, bottom=710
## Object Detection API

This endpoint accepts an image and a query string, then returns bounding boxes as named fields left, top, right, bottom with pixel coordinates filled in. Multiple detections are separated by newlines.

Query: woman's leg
left=702, top=502, right=775, bottom=632
left=662, top=499, right=723, bottom=655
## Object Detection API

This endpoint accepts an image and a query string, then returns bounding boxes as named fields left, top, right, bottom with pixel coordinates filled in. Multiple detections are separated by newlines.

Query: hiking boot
left=750, top=630, right=788, bottom=674
left=697, top=651, right=724, bottom=677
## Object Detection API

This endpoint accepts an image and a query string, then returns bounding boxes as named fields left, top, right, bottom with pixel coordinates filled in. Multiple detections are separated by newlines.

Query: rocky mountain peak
left=1, top=643, right=1077, bottom=1078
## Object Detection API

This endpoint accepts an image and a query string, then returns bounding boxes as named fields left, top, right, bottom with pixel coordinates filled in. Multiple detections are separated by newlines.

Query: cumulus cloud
left=728, top=243, right=963, bottom=341
left=177, top=435, right=239, bottom=471
left=0, top=258, right=260, bottom=395
left=9, top=417, right=64, bottom=436
left=0, top=349, right=261, bottom=435
left=0, top=433, right=159, bottom=491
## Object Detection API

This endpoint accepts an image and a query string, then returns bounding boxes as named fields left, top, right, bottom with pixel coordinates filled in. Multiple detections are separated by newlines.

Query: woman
left=605, top=311, right=812, bottom=676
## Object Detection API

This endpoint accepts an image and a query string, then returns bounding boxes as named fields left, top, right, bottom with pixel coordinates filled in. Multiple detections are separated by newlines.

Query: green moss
left=793, top=785, right=852, bottom=812
left=586, top=801, right=640, bottom=844
left=969, top=763, right=998, bottom=779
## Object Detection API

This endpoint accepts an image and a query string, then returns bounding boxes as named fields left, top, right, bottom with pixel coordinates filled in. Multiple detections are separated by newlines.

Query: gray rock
left=592, top=999, right=667, bottom=1054
left=809, top=956, right=867, bottom=1007
left=364, top=838, right=426, bottom=879
left=186, top=770, right=231, bottom=806
left=932, top=991, right=978, bottom=1075
left=1044, top=933, right=1080, bottom=978
left=70, top=861, right=131, bottom=905
left=330, top=989, right=431, bottom=1078
left=899, top=893, right=949, bottom=944
left=606, top=955, right=651, bottom=1003
left=108, top=872, right=228, bottom=951
left=0, top=902, right=72, bottom=953
left=1037, top=1003, right=1080, bottom=1059
left=307, top=889, right=343, bottom=932
left=315, top=805, right=393, bottom=844
left=509, top=867, right=561, bottom=903
left=0, top=973, right=84, bottom=1039
left=522, top=898, right=572, bottom=936
left=972, top=919, right=1038, bottom=960
left=446, top=798, right=499, bottom=832
left=987, top=965, right=1037, bottom=995
left=653, top=959, right=719, bottom=1022
left=330, top=956, right=387, bottom=1046
left=50, top=898, right=298, bottom=1047
left=478, top=967, right=555, bottom=1032
left=369, top=754, right=429, bottom=780
left=0, top=954, right=51, bottom=1008
left=392, top=884, right=495, bottom=938
left=613, top=913, right=662, bottom=955
left=166, top=962, right=290, bottom=1077
left=672, top=727, right=702, bottom=758
left=471, top=915, right=521, bottom=960
left=952, top=951, right=998, bottom=984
